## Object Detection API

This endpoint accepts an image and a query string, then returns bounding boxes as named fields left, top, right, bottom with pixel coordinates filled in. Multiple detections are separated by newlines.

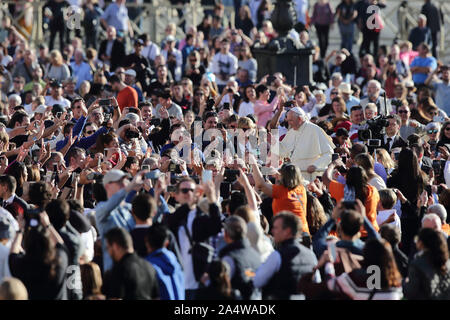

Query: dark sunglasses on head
left=180, top=188, right=194, bottom=194
left=428, top=129, right=439, bottom=134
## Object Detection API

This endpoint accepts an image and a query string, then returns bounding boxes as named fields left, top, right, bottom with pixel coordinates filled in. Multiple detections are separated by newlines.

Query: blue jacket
left=146, top=248, right=185, bottom=300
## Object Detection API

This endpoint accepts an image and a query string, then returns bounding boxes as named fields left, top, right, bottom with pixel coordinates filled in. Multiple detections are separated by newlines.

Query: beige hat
left=339, top=83, right=353, bottom=94
left=103, top=169, right=127, bottom=184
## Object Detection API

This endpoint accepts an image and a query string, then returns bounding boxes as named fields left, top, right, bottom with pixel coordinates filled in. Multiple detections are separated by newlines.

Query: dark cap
left=441, top=65, right=449, bottom=71
left=134, top=38, right=144, bottom=46
left=51, top=104, right=66, bottom=116
left=50, top=80, right=62, bottom=88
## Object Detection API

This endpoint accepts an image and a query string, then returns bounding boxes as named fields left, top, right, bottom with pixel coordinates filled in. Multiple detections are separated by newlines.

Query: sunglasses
left=180, top=188, right=194, bottom=194
left=14, top=80, right=23, bottom=84
left=427, top=129, right=439, bottom=134
left=195, top=92, right=204, bottom=96
left=86, top=130, right=94, bottom=135
left=398, top=110, right=408, bottom=114
left=331, top=91, right=338, bottom=94
left=445, top=127, right=450, bottom=131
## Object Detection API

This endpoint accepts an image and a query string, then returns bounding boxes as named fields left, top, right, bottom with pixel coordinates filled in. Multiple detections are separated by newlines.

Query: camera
left=206, top=98, right=215, bottom=110
left=169, top=160, right=182, bottom=174
left=224, top=169, right=240, bottom=182
left=149, top=118, right=161, bottom=126
left=357, top=115, right=389, bottom=141
left=125, top=130, right=140, bottom=139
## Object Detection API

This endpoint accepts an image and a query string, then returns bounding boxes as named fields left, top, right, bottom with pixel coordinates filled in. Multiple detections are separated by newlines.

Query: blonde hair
left=0, top=278, right=28, bottom=300
left=50, top=49, right=63, bottom=66
left=237, top=117, right=256, bottom=129
left=376, top=148, right=395, bottom=171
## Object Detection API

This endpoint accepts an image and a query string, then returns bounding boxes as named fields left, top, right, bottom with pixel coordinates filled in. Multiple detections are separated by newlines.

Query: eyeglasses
left=398, top=110, right=408, bottom=114
left=180, top=188, right=194, bottom=194
left=14, top=80, right=23, bottom=84
left=331, top=91, right=338, bottom=95
left=445, top=127, right=450, bottom=131
left=427, top=129, right=439, bottom=134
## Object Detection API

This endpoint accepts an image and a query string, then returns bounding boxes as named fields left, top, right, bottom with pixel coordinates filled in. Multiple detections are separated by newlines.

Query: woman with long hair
left=437, top=120, right=450, bottom=149
left=238, top=85, right=257, bottom=117
left=354, top=153, right=386, bottom=190
left=251, top=159, right=310, bottom=234
left=195, top=260, right=239, bottom=300
left=410, top=97, right=439, bottom=125
left=324, top=165, right=380, bottom=236
left=9, top=212, right=68, bottom=300
left=191, top=87, right=207, bottom=116
left=375, top=148, right=396, bottom=176
left=235, top=5, right=254, bottom=37
left=237, top=44, right=257, bottom=83
left=306, top=193, right=328, bottom=236
left=45, top=50, right=70, bottom=83
left=403, top=228, right=450, bottom=299
left=253, top=84, right=282, bottom=128
left=387, top=147, right=426, bottom=204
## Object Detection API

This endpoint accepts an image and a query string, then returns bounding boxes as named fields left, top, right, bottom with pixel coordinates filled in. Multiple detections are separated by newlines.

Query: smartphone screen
left=328, top=242, right=337, bottom=262
left=202, top=169, right=213, bottom=183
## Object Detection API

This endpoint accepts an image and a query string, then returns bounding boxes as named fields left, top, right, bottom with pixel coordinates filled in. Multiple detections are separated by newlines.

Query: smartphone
left=34, top=121, right=39, bottom=128
left=142, top=165, right=150, bottom=171
left=99, top=98, right=111, bottom=106
left=127, top=107, right=139, bottom=114
left=332, top=153, right=339, bottom=162
left=167, top=185, right=177, bottom=192
left=97, top=157, right=101, bottom=167
left=202, top=169, right=213, bottom=183
left=145, top=170, right=160, bottom=180
left=425, top=185, right=433, bottom=195
left=56, top=112, right=62, bottom=119
left=367, top=139, right=381, bottom=147
left=433, top=115, right=446, bottom=123
left=394, top=152, right=400, bottom=161
left=341, top=156, right=347, bottom=164
left=328, top=242, right=337, bottom=262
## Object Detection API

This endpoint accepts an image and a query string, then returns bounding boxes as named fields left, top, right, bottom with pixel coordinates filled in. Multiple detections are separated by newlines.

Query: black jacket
left=382, top=134, right=408, bottom=152
left=403, top=250, right=450, bottom=300
left=103, top=252, right=160, bottom=300
left=99, top=39, right=126, bottom=72
left=165, top=203, right=222, bottom=244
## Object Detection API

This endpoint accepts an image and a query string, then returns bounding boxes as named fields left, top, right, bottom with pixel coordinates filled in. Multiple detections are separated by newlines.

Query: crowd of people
left=0, top=0, right=450, bottom=301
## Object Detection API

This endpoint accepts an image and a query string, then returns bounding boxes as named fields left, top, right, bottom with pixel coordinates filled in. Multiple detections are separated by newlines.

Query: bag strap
left=183, top=221, right=194, bottom=248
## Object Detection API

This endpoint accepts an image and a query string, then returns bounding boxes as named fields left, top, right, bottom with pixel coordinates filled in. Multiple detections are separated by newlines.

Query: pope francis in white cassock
left=274, top=107, right=335, bottom=180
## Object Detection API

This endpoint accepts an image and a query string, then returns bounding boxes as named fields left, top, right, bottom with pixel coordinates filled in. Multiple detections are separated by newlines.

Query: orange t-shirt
left=328, top=180, right=380, bottom=237
left=117, top=86, right=138, bottom=111
left=442, top=224, right=450, bottom=236
left=272, top=184, right=309, bottom=234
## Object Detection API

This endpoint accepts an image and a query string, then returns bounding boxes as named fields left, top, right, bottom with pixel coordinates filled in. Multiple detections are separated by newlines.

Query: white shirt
left=142, top=42, right=160, bottom=63
left=238, top=101, right=254, bottom=117
left=45, top=95, right=71, bottom=109
left=369, top=175, right=387, bottom=191
left=178, top=209, right=198, bottom=290
left=377, top=209, right=401, bottom=232
left=211, top=52, right=238, bottom=86
left=70, top=61, right=93, bottom=89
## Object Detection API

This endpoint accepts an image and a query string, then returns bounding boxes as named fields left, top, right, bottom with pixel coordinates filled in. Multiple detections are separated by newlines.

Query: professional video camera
left=357, top=115, right=389, bottom=141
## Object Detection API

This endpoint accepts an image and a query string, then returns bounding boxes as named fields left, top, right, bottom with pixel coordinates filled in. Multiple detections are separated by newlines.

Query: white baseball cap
left=124, top=69, right=136, bottom=77
left=35, top=105, right=48, bottom=114
left=103, top=169, right=127, bottom=184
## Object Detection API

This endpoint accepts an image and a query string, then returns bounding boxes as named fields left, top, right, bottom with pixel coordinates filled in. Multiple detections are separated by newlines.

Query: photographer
left=382, top=115, right=408, bottom=153
left=155, top=89, right=183, bottom=122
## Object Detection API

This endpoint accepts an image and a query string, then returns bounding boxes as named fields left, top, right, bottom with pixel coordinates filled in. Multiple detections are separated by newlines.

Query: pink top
left=400, top=50, right=419, bottom=66
left=254, top=96, right=279, bottom=128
